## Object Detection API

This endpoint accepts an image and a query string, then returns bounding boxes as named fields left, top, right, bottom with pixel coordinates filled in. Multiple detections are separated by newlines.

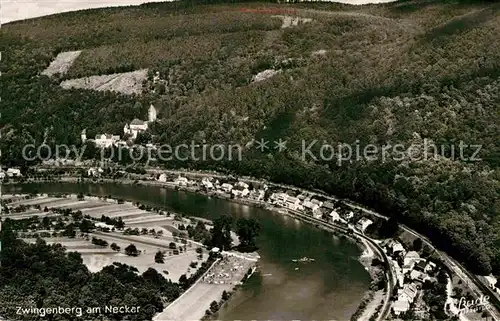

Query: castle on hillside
left=124, top=104, right=157, bottom=139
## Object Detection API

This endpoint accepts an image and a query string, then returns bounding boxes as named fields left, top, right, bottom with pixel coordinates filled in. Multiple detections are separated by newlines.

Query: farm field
left=5, top=194, right=206, bottom=281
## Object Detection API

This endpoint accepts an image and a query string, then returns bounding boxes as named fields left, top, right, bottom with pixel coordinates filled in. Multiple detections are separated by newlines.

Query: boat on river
left=292, top=256, right=315, bottom=263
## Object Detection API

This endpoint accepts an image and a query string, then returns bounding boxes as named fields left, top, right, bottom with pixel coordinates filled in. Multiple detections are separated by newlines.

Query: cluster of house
left=87, top=167, right=104, bottom=177
left=158, top=174, right=267, bottom=201
left=155, top=174, right=378, bottom=232
left=81, top=104, right=157, bottom=148
left=268, top=191, right=361, bottom=225
left=0, top=168, right=22, bottom=179
left=485, top=275, right=500, bottom=295
left=385, top=240, right=437, bottom=316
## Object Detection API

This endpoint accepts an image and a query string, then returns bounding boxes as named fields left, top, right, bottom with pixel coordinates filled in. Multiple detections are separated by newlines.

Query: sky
left=1, top=0, right=396, bottom=24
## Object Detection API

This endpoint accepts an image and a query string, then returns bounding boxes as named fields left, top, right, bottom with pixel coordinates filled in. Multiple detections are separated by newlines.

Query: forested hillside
left=1, top=0, right=500, bottom=277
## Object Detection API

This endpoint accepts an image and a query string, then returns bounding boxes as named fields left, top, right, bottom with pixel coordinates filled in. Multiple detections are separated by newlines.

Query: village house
left=201, top=178, right=214, bottom=189
left=356, top=217, right=374, bottom=232
left=414, top=260, right=427, bottom=272
left=271, top=192, right=288, bottom=206
left=6, top=168, right=22, bottom=177
left=387, top=240, right=406, bottom=257
left=221, top=183, right=234, bottom=193
left=87, top=167, right=103, bottom=177
left=158, top=173, right=167, bottom=182
left=485, top=276, right=499, bottom=294
left=303, top=200, right=320, bottom=216
left=310, top=198, right=323, bottom=208
left=249, top=189, right=265, bottom=201
left=322, top=201, right=335, bottom=211
left=236, top=181, right=249, bottom=190
left=409, top=270, right=428, bottom=284
left=424, top=261, right=436, bottom=273
left=392, top=259, right=405, bottom=287
left=403, top=251, right=421, bottom=273
left=0, top=171, right=4, bottom=179
left=393, top=283, right=419, bottom=316
left=284, top=196, right=301, bottom=211
left=329, top=210, right=345, bottom=223
left=173, top=176, right=189, bottom=186
left=231, top=184, right=249, bottom=198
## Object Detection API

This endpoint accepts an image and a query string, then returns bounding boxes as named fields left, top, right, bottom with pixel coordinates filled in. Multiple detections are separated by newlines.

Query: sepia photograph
left=0, top=0, right=499, bottom=320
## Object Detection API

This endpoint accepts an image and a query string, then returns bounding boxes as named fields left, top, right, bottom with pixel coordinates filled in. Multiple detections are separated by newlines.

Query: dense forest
left=1, top=0, right=500, bottom=280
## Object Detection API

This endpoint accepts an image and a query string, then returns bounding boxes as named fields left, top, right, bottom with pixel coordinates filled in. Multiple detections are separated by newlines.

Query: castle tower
left=148, top=104, right=157, bottom=123
left=81, top=129, right=87, bottom=143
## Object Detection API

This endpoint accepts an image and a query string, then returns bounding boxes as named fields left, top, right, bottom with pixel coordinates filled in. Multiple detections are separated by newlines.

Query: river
left=5, top=182, right=371, bottom=321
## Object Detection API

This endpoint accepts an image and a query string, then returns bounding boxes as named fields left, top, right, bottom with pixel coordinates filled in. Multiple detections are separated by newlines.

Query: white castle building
left=124, top=104, right=157, bottom=139
left=81, top=129, right=120, bottom=148
left=94, top=134, right=120, bottom=148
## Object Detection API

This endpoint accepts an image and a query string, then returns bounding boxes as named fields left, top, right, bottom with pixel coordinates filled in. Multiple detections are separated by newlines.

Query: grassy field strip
left=94, top=232, right=190, bottom=249
left=8, top=196, right=59, bottom=206
left=68, top=248, right=117, bottom=254
left=1, top=195, right=24, bottom=201
left=6, top=195, right=48, bottom=205
left=106, top=210, right=153, bottom=219
left=78, top=208, right=142, bottom=218
left=126, top=219, right=175, bottom=227
left=37, top=199, right=96, bottom=208
left=81, top=204, right=135, bottom=213
left=80, top=206, right=138, bottom=217
left=77, top=203, right=119, bottom=213
left=124, top=215, right=172, bottom=224
left=6, top=208, right=43, bottom=215
left=20, top=197, right=71, bottom=206
left=62, top=201, right=113, bottom=210
left=103, top=211, right=153, bottom=220
left=8, top=212, right=59, bottom=219
left=41, top=198, right=89, bottom=206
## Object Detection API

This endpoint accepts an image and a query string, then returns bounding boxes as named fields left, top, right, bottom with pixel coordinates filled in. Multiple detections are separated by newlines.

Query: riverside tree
left=155, top=250, right=165, bottom=263
left=209, top=215, right=233, bottom=250
left=125, top=244, right=139, bottom=256
left=235, top=217, right=261, bottom=252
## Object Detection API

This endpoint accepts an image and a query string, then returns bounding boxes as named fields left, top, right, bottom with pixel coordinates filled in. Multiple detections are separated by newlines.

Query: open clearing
left=59, top=69, right=148, bottom=95
left=41, top=51, right=82, bottom=77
